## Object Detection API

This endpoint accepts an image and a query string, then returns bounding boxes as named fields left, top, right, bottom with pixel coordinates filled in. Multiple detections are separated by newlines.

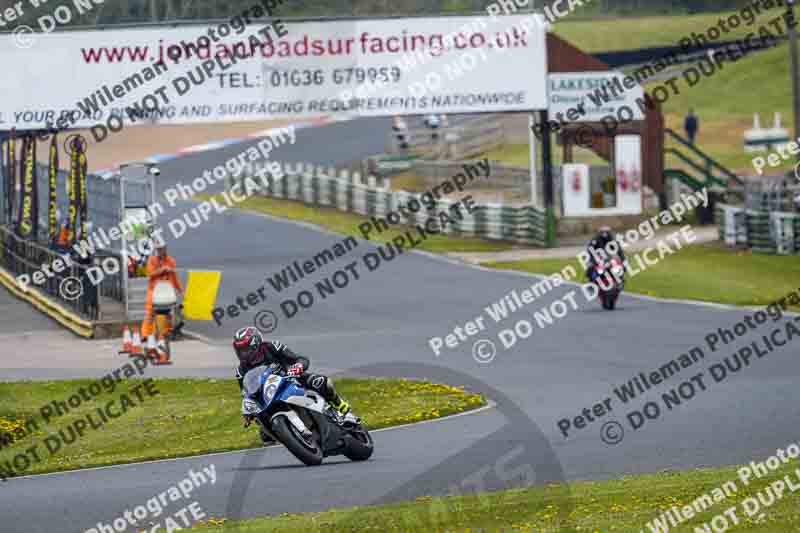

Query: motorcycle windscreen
left=242, top=365, right=270, bottom=397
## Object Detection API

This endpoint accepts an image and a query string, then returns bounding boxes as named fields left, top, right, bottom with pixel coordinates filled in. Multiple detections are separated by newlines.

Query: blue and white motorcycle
left=241, top=364, right=374, bottom=466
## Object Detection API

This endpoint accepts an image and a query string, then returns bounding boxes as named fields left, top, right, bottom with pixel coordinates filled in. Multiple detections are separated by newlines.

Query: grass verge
left=194, top=457, right=800, bottom=532
left=486, top=41, right=794, bottom=178
left=195, top=193, right=514, bottom=253
left=554, top=8, right=785, bottom=53
left=0, top=377, right=484, bottom=478
left=658, top=42, right=795, bottom=177
left=486, top=243, right=800, bottom=311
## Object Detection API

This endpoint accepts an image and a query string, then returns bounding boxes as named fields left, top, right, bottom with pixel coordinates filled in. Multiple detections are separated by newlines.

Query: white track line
left=414, top=247, right=800, bottom=316
left=188, top=202, right=783, bottom=316
left=211, top=201, right=796, bottom=315
left=1, top=401, right=495, bottom=483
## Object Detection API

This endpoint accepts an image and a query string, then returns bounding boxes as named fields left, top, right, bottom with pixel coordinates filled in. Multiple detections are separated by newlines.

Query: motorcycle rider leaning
left=584, top=226, right=626, bottom=282
left=233, top=327, right=354, bottom=445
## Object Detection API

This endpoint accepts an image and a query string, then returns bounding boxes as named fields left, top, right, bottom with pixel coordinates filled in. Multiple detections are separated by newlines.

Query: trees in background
left=15, top=0, right=765, bottom=27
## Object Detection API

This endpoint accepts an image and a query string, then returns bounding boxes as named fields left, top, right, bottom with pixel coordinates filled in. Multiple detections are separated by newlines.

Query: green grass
left=482, top=42, right=795, bottom=177
left=555, top=8, right=785, bottom=53
left=553, top=9, right=795, bottom=177
left=657, top=42, right=793, bottom=123
left=481, top=143, right=609, bottom=168
left=193, top=457, right=800, bottom=531
left=195, top=193, right=514, bottom=253
left=657, top=42, right=795, bottom=176
left=486, top=243, right=800, bottom=310
left=0, top=377, right=484, bottom=478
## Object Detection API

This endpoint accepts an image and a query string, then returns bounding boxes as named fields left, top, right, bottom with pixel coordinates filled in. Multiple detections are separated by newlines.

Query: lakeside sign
left=548, top=71, right=645, bottom=123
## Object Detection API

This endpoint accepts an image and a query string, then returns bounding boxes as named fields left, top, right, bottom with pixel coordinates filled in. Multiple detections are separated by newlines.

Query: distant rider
left=585, top=226, right=626, bottom=282
left=233, top=327, right=355, bottom=445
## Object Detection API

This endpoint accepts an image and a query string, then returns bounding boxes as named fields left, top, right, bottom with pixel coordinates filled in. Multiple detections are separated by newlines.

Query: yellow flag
left=183, top=271, right=222, bottom=321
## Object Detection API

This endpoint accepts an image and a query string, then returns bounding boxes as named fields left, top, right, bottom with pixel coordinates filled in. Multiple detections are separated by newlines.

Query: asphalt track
left=2, top=117, right=800, bottom=532
left=0, top=284, right=60, bottom=337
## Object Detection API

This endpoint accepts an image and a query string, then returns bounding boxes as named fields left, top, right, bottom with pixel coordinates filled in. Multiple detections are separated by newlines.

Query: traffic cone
left=155, top=335, right=172, bottom=365
left=146, top=334, right=159, bottom=361
left=118, top=326, right=133, bottom=355
left=130, top=329, right=144, bottom=357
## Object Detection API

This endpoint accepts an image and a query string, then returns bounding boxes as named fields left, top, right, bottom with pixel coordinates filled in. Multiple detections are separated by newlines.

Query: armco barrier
left=0, top=265, right=93, bottom=337
left=387, top=115, right=505, bottom=159
left=716, top=204, right=800, bottom=254
left=0, top=225, right=124, bottom=324
left=227, top=161, right=548, bottom=247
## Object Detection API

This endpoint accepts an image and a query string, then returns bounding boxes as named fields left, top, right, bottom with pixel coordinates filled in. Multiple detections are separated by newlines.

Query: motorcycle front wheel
left=271, top=416, right=323, bottom=466
left=602, top=291, right=618, bottom=310
left=343, top=425, right=374, bottom=461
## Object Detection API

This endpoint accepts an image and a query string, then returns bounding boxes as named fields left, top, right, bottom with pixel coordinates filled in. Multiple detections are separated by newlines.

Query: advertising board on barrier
left=0, top=14, right=548, bottom=129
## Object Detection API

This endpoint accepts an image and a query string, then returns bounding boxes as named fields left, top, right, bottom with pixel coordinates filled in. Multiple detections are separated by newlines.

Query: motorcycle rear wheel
left=271, top=416, right=323, bottom=466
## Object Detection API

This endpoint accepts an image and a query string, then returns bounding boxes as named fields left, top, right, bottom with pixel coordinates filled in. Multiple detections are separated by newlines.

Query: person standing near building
left=684, top=109, right=699, bottom=145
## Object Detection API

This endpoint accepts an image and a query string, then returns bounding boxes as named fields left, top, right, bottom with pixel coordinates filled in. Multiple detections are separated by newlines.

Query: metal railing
left=0, top=225, right=124, bottom=320
left=665, top=128, right=743, bottom=186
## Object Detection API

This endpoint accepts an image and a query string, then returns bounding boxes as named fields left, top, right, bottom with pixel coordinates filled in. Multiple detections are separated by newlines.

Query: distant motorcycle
left=592, top=256, right=625, bottom=310
left=241, top=365, right=373, bottom=466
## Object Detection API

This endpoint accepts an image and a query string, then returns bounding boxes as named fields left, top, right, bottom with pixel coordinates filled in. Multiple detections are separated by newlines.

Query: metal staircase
left=663, top=128, right=743, bottom=191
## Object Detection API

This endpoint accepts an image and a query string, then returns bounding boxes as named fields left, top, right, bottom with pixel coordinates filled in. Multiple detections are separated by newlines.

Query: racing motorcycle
left=241, top=365, right=374, bottom=466
left=592, top=256, right=625, bottom=310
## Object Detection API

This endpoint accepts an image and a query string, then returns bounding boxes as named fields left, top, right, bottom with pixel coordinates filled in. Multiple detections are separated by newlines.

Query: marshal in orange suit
left=141, top=243, right=184, bottom=338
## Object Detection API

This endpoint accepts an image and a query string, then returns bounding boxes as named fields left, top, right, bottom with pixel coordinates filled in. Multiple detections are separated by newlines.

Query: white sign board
left=548, top=71, right=644, bottom=123
left=614, top=134, right=642, bottom=214
left=561, top=163, right=590, bottom=217
left=561, top=135, right=642, bottom=217
left=0, top=14, right=548, bottom=130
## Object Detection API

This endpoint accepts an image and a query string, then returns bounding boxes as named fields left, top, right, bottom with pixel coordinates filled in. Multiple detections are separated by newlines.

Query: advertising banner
left=67, top=138, right=79, bottom=245
left=8, top=131, right=16, bottom=225
left=17, top=136, right=38, bottom=240
left=48, top=135, right=58, bottom=240
left=1, top=138, right=6, bottom=224
left=0, top=14, right=548, bottom=129
left=548, top=71, right=645, bottom=124
left=14, top=136, right=26, bottom=235
left=79, top=143, right=88, bottom=240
